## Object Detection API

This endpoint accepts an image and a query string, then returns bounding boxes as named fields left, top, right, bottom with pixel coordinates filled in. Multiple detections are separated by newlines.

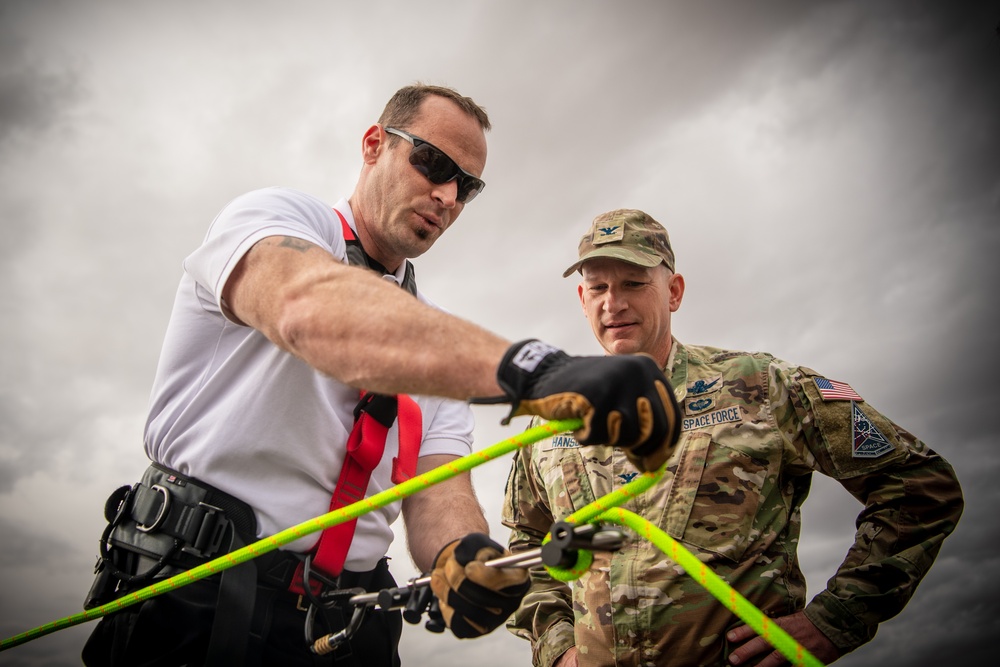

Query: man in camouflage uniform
left=501, top=209, right=964, bottom=667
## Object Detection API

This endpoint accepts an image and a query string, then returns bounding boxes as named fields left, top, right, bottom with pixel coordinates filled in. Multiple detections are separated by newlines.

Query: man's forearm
left=402, top=455, right=489, bottom=572
left=227, top=237, right=509, bottom=400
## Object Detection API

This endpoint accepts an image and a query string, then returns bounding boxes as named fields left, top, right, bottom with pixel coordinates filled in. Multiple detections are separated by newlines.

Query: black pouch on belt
left=86, top=462, right=257, bottom=607
left=85, top=462, right=260, bottom=666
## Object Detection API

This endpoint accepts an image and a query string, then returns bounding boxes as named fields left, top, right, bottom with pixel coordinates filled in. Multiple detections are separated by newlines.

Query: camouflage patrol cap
left=562, top=209, right=675, bottom=277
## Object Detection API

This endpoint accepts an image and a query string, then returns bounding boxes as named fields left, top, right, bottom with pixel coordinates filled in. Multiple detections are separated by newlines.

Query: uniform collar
left=666, top=338, right=689, bottom=403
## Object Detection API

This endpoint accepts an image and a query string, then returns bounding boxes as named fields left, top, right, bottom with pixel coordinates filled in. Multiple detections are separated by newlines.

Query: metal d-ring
left=136, top=484, right=170, bottom=533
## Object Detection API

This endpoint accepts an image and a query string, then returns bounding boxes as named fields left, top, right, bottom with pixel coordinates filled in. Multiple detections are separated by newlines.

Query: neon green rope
left=543, top=465, right=822, bottom=667
left=1, top=418, right=818, bottom=667
left=596, top=508, right=823, bottom=667
left=0, top=419, right=579, bottom=652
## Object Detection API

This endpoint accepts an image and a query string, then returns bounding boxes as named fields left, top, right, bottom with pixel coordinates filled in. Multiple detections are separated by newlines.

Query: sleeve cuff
left=534, top=621, right=576, bottom=667
left=804, top=591, right=878, bottom=653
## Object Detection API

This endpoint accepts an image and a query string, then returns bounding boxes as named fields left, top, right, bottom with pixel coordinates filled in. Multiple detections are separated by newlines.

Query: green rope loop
left=541, top=459, right=821, bottom=667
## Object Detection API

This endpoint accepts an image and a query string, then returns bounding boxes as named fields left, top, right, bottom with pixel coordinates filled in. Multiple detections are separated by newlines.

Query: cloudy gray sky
left=1, top=1, right=997, bottom=665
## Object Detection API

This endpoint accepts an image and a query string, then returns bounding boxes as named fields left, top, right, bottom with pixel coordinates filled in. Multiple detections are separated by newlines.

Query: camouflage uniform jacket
left=502, top=340, right=963, bottom=667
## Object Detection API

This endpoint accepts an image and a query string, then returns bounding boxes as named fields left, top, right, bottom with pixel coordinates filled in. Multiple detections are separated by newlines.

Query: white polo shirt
left=143, top=186, right=474, bottom=570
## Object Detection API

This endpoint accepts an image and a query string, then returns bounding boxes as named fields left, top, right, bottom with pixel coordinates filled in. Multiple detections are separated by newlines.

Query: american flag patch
left=814, top=377, right=862, bottom=402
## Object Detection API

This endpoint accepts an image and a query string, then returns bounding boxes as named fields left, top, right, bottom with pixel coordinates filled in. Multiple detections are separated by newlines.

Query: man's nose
left=603, top=289, right=626, bottom=313
left=431, top=179, right=460, bottom=208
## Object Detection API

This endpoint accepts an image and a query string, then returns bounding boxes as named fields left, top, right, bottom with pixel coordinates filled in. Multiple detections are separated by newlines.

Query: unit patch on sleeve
left=814, top=377, right=863, bottom=402
left=852, top=402, right=893, bottom=458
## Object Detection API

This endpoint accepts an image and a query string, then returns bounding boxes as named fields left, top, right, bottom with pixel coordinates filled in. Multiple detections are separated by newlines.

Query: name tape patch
left=682, top=405, right=743, bottom=431
left=545, top=435, right=579, bottom=450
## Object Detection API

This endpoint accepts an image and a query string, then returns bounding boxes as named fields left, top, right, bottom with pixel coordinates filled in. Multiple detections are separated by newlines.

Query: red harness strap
left=288, top=211, right=423, bottom=594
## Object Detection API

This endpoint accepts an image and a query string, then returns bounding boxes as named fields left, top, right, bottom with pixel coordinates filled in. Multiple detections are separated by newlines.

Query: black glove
left=428, top=533, right=530, bottom=639
left=487, top=339, right=681, bottom=472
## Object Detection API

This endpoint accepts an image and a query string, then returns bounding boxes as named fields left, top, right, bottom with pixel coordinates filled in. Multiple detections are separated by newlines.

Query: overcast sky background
left=1, top=1, right=998, bottom=665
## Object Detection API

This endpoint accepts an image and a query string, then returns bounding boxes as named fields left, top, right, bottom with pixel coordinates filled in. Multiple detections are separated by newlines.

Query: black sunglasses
left=384, top=127, right=485, bottom=203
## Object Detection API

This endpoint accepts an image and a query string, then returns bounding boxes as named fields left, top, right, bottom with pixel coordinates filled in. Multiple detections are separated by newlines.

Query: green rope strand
left=0, top=418, right=580, bottom=652
left=597, top=508, right=822, bottom=667
left=543, top=464, right=822, bottom=667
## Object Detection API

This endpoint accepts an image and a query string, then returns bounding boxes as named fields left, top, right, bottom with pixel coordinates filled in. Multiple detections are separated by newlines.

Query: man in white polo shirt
left=82, top=85, right=681, bottom=666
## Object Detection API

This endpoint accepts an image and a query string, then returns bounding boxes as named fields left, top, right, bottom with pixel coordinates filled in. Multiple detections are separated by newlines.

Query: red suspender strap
left=338, top=210, right=357, bottom=240
left=309, top=392, right=393, bottom=582
left=290, top=393, right=422, bottom=594
left=390, top=395, right=421, bottom=485
left=288, top=208, right=423, bottom=594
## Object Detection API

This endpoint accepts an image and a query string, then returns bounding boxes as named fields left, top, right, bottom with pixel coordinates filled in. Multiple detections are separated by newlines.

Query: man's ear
left=361, top=124, right=385, bottom=165
left=668, top=272, right=685, bottom=312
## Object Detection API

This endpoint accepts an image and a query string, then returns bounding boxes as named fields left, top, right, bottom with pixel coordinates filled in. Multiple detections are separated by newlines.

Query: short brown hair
left=378, top=83, right=491, bottom=132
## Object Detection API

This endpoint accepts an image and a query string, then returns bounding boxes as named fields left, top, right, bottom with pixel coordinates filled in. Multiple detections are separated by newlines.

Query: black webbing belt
left=95, top=464, right=267, bottom=666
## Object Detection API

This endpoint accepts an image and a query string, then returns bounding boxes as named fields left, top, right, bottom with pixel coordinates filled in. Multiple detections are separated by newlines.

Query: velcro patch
left=687, top=374, right=722, bottom=397
left=682, top=405, right=743, bottom=431
left=592, top=224, right=624, bottom=245
left=852, top=402, right=894, bottom=458
left=685, top=396, right=716, bottom=415
left=814, top=377, right=862, bottom=402
left=543, top=434, right=579, bottom=450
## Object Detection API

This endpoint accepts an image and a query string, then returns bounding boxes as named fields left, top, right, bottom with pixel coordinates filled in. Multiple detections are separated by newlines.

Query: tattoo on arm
left=278, top=236, right=315, bottom=253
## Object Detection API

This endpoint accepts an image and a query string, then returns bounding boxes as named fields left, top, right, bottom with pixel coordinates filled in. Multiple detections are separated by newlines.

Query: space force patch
left=852, top=402, right=893, bottom=458
left=682, top=405, right=743, bottom=431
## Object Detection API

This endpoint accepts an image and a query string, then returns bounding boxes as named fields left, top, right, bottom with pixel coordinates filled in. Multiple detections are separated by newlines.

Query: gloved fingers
left=451, top=533, right=503, bottom=565
left=604, top=409, right=622, bottom=447
left=622, top=380, right=680, bottom=471
left=657, top=379, right=680, bottom=441
left=517, top=394, right=598, bottom=446
left=636, top=396, right=653, bottom=444
left=430, top=569, right=521, bottom=639
left=445, top=579, right=524, bottom=637
left=429, top=568, right=457, bottom=627
left=464, top=559, right=530, bottom=592
left=516, top=393, right=594, bottom=423
left=429, top=533, right=531, bottom=639
left=431, top=594, right=495, bottom=640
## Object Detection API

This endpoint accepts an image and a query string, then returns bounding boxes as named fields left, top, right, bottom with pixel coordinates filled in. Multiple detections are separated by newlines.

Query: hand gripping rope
left=0, top=419, right=820, bottom=667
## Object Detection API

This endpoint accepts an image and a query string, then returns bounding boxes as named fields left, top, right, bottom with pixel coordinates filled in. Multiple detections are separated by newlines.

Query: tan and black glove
left=428, top=533, right=530, bottom=639
left=479, top=339, right=681, bottom=472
